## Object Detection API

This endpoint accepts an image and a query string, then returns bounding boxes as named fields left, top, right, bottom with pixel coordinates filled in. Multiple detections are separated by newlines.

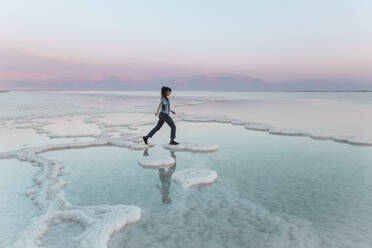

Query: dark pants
left=147, top=112, right=176, bottom=140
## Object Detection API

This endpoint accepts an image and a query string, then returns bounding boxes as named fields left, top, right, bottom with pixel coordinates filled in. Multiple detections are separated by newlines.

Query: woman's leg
left=146, top=116, right=165, bottom=138
left=163, top=114, right=176, bottom=140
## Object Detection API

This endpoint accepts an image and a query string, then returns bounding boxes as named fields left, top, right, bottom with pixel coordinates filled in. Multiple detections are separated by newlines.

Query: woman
left=143, top=86, right=179, bottom=145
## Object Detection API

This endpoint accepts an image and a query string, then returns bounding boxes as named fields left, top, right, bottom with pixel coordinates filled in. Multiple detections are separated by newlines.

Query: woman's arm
left=155, top=103, right=162, bottom=116
left=170, top=108, right=176, bottom=115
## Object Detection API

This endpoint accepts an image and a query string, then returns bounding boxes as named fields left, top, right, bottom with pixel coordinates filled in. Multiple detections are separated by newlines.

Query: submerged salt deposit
left=172, top=168, right=218, bottom=189
left=138, top=155, right=175, bottom=169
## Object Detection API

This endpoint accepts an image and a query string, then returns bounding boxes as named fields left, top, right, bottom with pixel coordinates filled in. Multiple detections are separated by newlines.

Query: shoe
left=143, top=136, right=148, bottom=145
left=169, top=140, right=179, bottom=145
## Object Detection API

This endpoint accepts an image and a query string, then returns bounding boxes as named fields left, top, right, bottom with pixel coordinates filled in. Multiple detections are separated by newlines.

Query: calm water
left=42, top=122, right=372, bottom=248
left=0, top=91, right=371, bottom=248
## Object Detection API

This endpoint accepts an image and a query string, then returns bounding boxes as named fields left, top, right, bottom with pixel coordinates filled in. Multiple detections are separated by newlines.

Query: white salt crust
left=1, top=140, right=145, bottom=248
left=5, top=101, right=371, bottom=146
left=172, top=168, right=218, bottom=189
left=268, top=127, right=306, bottom=136
left=0, top=115, right=159, bottom=248
left=244, top=123, right=273, bottom=131
left=163, top=143, right=219, bottom=153
left=138, top=155, right=175, bottom=169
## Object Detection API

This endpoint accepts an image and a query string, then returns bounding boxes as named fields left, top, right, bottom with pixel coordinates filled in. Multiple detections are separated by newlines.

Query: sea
left=0, top=90, right=371, bottom=248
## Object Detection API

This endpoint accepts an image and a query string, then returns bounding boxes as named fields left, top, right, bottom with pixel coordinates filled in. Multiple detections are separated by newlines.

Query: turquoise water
left=0, top=159, right=40, bottom=247
left=1, top=91, right=372, bottom=247
left=43, top=122, right=372, bottom=248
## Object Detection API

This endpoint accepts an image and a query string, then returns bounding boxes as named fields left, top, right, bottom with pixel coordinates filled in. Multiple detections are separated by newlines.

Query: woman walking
left=143, top=86, right=179, bottom=145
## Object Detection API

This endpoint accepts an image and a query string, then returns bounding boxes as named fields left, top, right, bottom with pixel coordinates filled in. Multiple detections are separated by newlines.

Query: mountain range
left=1, top=73, right=371, bottom=91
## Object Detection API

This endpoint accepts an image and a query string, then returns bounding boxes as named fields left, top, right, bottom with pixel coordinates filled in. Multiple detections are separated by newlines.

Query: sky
left=0, top=0, right=371, bottom=88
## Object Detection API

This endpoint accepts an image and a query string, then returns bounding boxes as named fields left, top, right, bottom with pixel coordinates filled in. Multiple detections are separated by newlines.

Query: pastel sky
left=1, top=0, right=371, bottom=86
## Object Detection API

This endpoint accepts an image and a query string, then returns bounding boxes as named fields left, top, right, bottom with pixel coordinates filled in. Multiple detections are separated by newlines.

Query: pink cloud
left=0, top=49, right=204, bottom=84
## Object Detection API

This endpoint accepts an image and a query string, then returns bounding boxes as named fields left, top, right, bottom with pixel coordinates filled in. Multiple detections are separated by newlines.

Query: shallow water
left=0, top=159, right=40, bottom=247
left=1, top=91, right=371, bottom=248
left=177, top=98, right=372, bottom=138
left=42, top=122, right=372, bottom=248
left=0, top=125, right=95, bottom=152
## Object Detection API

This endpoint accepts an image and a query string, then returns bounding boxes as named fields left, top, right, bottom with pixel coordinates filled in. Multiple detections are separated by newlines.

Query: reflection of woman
left=157, top=151, right=176, bottom=204
left=142, top=149, right=176, bottom=204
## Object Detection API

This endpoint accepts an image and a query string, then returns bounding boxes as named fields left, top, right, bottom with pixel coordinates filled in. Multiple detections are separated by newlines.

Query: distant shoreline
left=6, top=89, right=372, bottom=93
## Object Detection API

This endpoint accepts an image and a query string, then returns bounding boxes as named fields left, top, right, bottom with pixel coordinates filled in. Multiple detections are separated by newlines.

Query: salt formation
left=172, top=168, right=218, bottom=189
left=268, top=127, right=306, bottom=136
left=173, top=112, right=372, bottom=146
left=0, top=141, right=144, bottom=248
left=305, top=131, right=331, bottom=140
left=244, top=122, right=272, bottom=131
left=344, top=136, right=372, bottom=146
left=12, top=205, right=141, bottom=248
left=0, top=115, right=159, bottom=248
left=5, top=94, right=372, bottom=147
left=181, top=116, right=217, bottom=122
left=138, top=155, right=175, bottom=169
left=180, top=114, right=231, bottom=123
left=230, top=119, right=248, bottom=125
left=163, top=143, right=219, bottom=152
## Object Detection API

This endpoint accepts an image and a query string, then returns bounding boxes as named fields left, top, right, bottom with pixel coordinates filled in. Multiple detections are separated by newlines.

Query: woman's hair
left=161, top=86, right=172, bottom=102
